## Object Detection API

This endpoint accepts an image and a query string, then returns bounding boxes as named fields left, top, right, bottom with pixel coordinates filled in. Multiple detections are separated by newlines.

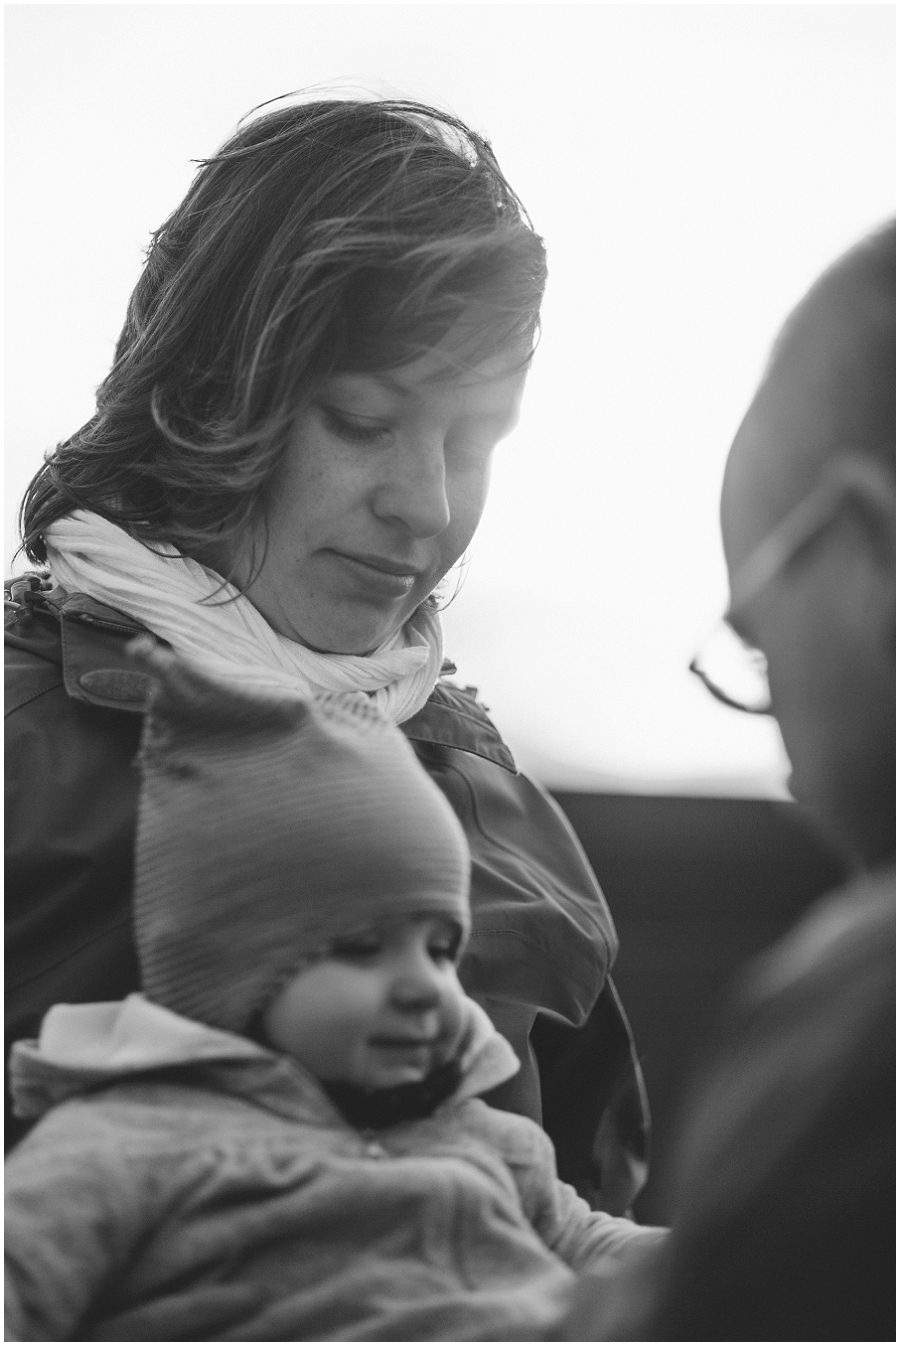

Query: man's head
left=721, top=221, right=895, bottom=864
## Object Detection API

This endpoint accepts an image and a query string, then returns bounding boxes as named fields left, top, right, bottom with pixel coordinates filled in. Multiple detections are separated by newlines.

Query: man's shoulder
left=726, top=865, right=892, bottom=1069
left=652, top=871, right=895, bottom=1343
left=672, top=866, right=894, bottom=1209
left=739, top=865, right=894, bottom=1022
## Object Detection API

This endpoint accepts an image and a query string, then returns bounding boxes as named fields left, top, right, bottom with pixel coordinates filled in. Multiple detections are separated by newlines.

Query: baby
left=5, top=643, right=665, bottom=1342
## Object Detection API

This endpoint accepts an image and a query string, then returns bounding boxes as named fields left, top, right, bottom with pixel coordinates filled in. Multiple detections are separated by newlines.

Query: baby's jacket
left=5, top=994, right=662, bottom=1342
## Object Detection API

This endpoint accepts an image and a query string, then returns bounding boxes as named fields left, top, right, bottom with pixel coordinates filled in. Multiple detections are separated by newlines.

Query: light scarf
left=43, top=510, right=443, bottom=724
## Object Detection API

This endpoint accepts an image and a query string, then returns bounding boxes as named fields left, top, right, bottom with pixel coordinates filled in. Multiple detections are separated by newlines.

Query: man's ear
left=825, top=450, right=895, bottom=570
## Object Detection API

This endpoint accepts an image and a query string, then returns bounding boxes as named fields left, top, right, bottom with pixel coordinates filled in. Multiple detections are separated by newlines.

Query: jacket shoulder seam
left=7, top=913, right=136, bottom=992
left=4, top=676, right=66, bottom=719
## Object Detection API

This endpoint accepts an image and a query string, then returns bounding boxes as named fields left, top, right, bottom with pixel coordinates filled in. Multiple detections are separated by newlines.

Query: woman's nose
left=372, top=438, right=451, bottom=538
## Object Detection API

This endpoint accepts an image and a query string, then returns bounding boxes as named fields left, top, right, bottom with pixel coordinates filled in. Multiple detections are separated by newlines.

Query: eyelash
left=332, top=942, right=381, bottom=961
left=320, top=406, right=503, bottom=468
left=321, top=407, right=389, bottom=445
left=329, top=941, right=458, bottom=963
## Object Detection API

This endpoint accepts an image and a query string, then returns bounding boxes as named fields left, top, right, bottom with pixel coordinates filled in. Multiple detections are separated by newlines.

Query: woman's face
left=215, top=343, right=527, bottom=653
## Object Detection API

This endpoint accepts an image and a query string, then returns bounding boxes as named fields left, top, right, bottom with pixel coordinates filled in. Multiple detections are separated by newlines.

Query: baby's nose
left=389, top=971, right=442, bottom=1012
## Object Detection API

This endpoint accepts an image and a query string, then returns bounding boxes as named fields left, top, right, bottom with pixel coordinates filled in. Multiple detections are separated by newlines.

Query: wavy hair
left=20, top=96, right=547, bottom=568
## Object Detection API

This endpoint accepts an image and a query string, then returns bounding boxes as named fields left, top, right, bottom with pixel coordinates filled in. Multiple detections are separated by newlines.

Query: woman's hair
left=20, top=96, right=547, bottom=568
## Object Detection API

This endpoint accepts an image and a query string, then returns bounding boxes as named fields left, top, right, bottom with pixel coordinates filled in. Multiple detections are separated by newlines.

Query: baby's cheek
left=440, top=992, right=469, bottom=1057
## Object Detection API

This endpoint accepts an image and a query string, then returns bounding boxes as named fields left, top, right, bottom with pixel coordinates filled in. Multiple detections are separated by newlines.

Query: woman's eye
left=320, top=406, right=389, bottom=445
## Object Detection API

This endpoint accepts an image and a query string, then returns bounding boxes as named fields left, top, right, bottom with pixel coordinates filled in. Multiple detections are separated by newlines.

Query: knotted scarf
left=43, top=510, right=444, bottom=724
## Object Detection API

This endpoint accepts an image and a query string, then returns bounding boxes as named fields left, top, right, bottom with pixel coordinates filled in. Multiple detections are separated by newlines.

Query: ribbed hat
left=131, top=640, right=471, bottom=1035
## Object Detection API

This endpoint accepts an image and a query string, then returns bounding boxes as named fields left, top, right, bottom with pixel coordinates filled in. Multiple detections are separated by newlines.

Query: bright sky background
left=6, top=4, right=894, bottom=793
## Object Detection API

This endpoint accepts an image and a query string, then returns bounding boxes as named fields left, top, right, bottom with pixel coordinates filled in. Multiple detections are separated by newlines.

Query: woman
left=6, top=96, right=647, bottom=1212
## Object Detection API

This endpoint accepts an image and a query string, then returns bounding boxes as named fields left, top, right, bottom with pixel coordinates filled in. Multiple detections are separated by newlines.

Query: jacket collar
left=10, top=993, right=520, bottom=1128
left=46, top=586, right=517, bottom=771
left=401, top=681, right=517, bottom=772
left=44, top=586, right=155, bottom=711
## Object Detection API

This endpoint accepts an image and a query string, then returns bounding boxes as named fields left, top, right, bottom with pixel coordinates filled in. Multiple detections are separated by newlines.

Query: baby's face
left=261, top=914, right=469, bottom=1090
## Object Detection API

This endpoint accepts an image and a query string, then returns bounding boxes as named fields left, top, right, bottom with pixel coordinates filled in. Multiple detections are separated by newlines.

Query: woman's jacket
left=4, top=576, right=649, bottom=1212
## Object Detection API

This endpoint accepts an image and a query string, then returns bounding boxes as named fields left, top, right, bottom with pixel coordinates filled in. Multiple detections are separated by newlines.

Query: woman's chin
left=273, top=607, right=410, bottom=656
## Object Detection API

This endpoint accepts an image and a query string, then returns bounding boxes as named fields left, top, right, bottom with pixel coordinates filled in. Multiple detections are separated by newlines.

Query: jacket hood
left=9, top=993, right=519, bottom=1125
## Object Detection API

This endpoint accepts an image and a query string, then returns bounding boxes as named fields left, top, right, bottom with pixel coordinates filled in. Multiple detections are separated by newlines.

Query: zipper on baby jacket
left=361, top=1130, right=388, bottom=1159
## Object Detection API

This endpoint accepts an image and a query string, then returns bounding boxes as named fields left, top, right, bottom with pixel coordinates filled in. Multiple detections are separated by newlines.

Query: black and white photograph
left=5, top=4, right=894, bottom=1342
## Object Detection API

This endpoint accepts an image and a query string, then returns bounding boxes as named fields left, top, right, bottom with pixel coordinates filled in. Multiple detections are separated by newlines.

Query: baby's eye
left=428, top=940, right=459, bottom=964
left=330, top=937, right=382, bottom=961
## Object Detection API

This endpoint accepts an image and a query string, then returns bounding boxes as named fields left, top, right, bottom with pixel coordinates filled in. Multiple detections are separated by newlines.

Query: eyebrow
left=326, top=371, right=418, bottom=396
left=331, top=361, right=526, bottom=398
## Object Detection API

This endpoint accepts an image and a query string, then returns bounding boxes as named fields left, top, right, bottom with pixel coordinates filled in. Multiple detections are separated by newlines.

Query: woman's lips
left=328, top=550, right=423, bottom=598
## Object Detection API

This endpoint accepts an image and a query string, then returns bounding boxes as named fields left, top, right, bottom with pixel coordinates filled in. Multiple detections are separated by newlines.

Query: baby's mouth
left=368, top=1035, right=439, bottom=1051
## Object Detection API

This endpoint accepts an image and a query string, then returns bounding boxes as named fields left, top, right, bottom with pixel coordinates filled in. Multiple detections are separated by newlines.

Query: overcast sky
left=6, top=4, right=894, bottom=791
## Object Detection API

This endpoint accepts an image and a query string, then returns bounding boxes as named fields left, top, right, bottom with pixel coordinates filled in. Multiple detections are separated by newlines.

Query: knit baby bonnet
left=131, top=639, right=471, bottom=1035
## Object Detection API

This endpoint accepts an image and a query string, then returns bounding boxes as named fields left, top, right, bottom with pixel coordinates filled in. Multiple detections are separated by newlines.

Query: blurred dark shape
left=552, top=791, right=849, bottom=1226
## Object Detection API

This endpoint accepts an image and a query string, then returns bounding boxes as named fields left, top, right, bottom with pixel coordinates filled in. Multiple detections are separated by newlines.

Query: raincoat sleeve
left=5, top=1116, right=152, bottom=1342
left=503, top=1110, right=668, bottom=1274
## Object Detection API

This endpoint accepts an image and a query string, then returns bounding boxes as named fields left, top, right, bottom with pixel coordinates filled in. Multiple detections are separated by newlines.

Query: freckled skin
left=206, top=344, right=527, bottom=655
left=261, top=916, right=469, bottom=1090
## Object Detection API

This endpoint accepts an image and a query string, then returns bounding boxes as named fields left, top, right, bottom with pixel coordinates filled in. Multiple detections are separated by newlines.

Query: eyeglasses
left=689, top=474, right=847, bottom=715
